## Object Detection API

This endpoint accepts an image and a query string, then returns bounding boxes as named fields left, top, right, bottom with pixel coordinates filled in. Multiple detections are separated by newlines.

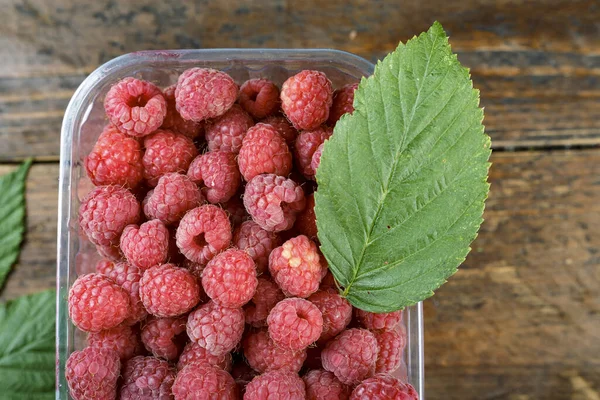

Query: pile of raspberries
left=68, top=66, right=418, bottom=400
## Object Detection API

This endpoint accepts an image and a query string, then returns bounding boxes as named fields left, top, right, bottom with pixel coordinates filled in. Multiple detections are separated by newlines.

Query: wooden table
left=2, top=1, right=599, bottom=398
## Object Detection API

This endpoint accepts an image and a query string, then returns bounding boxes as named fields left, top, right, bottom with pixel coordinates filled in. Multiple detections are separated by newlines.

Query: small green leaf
left=0, top=290, right=56, bottom=399
left=315, top=22, right=491, bottom=312
left=0, top=159, right=32, bottom=289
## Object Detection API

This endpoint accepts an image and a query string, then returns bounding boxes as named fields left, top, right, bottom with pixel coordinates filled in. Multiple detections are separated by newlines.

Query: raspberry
left=120, top=219, right=169, bottom=270
left=85, top=125, right=143, bottom=188
left=172, top=363, right=237, bottom=400
left=243, top=174, right=306, bottom=232
left=96, top=258, right=115, bottom=275
left=356, top=310, right=403, bottom=331
left=281, top=70, right=333, bottom=130
left=177, top=342, right=232, bottom=371
left=95, top=243, right=122, bottom=261
left=66, top=347, right=120, bottom=400
left=233, top=220, right=280, bottom=274
left=221, top=195, right=247, bottom=227
left=321, top=328, right=378, bottom=385
left=201, top=249, right=257, bottom=308
left=350, top=374, right=418, bottom=400
left=243, top=330, right=307, bottom=374
left=262, top=115, right=298, bottom=145
left=328, top=83, right=358, bottom=125
left=205, top=104, right=254, bottom=154
left=142, top=129, right=198, bottom=186
left=140, top=263, right=200, bottom=317
left=141, top=316, right=187, bottom=361
left=175, top=67, right=238, bottom=122
left=187, top=300, right=245, bottom=356
left=79, top=185, right=140, bottom=247
left=238, top=78, right=280, bottom=119
left=269, top=235, right=322, bottom=298
left=161, top=85, right=204, bottom=138
left=244, top=371, right=305, bottom=400
left=308, top=289, right=353, bottom=342
left=374, top=329, right=406, bottom=374
left=244, top=277, right=285, bottom=327
left=120, top=356, right=176, bottom=400
left=68, top=273, right=131, bottom=332
left=176, top=204, right=232, bottom=264
left=104, top=77, right=166, bottom=137
left=143, top=173, right=203, bottom=225
left=238, top=123, right=293, bottom=181
left=87, top=323, right=142, bottom=362
left=187, top=151, right=241, bottom=203
left=267, top=298, right=323, bottom=351
left=303, top=369, right=351, bottom=400
left=311, top=143, right=323, bottom=174
left=100, top=261, right=147, bottom=324
left=294, top=126, right=333, bottom=179
left=293, top=193, right=317, bottom=240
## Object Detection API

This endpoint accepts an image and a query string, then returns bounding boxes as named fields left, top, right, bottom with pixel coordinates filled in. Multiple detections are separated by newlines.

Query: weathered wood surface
left=1, top=0, right=600, bottom=161
left=2, top=150, right=599, bottom=399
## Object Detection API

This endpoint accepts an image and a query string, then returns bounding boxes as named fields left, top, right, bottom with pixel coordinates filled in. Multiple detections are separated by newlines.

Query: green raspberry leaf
left=315, top=22, right=491, bottom=312
left=0, top=159, right=32, bottom=290
left=0, top=290, right=56, bottom=399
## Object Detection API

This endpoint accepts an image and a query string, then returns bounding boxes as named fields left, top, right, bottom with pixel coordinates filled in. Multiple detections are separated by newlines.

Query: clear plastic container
left=56, top=49, right=424, bottom=399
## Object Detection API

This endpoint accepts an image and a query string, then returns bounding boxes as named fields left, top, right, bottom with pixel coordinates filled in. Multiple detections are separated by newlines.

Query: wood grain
left=2, top=148, right=599, bottom=398
left=1, top=0, right=599, bottom=161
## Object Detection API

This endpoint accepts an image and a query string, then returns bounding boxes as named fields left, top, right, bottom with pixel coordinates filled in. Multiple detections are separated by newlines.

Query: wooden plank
left=2, top=148, right=600, bottom=397
left=1, top=0, right=599, bottom=161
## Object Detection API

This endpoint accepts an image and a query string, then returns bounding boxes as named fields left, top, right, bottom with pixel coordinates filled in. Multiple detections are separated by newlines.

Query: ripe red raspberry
left=267, top=298, right=323, bottom=351
left=95, top=258, right=115, bottom=274
left=187, top=151, right=241, bottom=203
left=68, top=273, right=131, bottom=332
left=143, top=173, right=203, bottom=225
left=201, top=249, right=257, bottom=308
left=79, top=185, right=140, bottom=247
left=262, top=115, right=298, bottom=145
left=328, top=83, right=358, bottom=125
left=221, top=195, right=247, bottom=227
left=350, top=374, right=418, bottom=400
left=142, top=129, right=198, bottom=187
left=238, top=123, right=293, bottom=181
left=205, top=104, right=254, bottom=154
left=175, top=67, right=238, bottom=122
left=120, top=219, right=169, bottom=270
left=374, top=329, right=406, bottom=374
left=85, top=125, right=143, bottom=188
left=244, top=277, right=285, bottom=327
left=141, top=316, right=187, bottom=361
left=269, top=235, right=322, bottom=298
left=356, top=310, right=403, bottom=331
left=321, top=328, right=378, bottom=385
left=187, top=300, right=245, bottom=356
left=245, top=371, right=306, bottom=400
left=294, top=126, right=333, bottom=179
left=304, top=369, right=351, bottom=400
left=311, top=143, right=324, bottom=174
left=308, top=289, right=353, bottom=342
left=234, top=221, right=280, bottom=274
left=176, top=204, right=232, bottom=264
left=140, top=263, right=200, bottom=317
left=120, top=356, right=176, bottom=400
left=172, top=362, right=237, bottom=400
left=243, top=174, right=306, bottom=232
left=281, top=70, right=333, bottom=130
left=293, top=193, right=317, bottom=240
left=66, top=347, right=120, bottom=400
left=99, top=261, right=147, bottom=324
left=104, top=77, right=167, bottom=137
left=177, top=342, right=232, bottom=371
left=87, top=323, right=142, bottom=362
left=243, top=330, right=307, bottom=374
left=238, top=78, right=280, bottom=119
left=161, top=85, right=204, bottom=138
